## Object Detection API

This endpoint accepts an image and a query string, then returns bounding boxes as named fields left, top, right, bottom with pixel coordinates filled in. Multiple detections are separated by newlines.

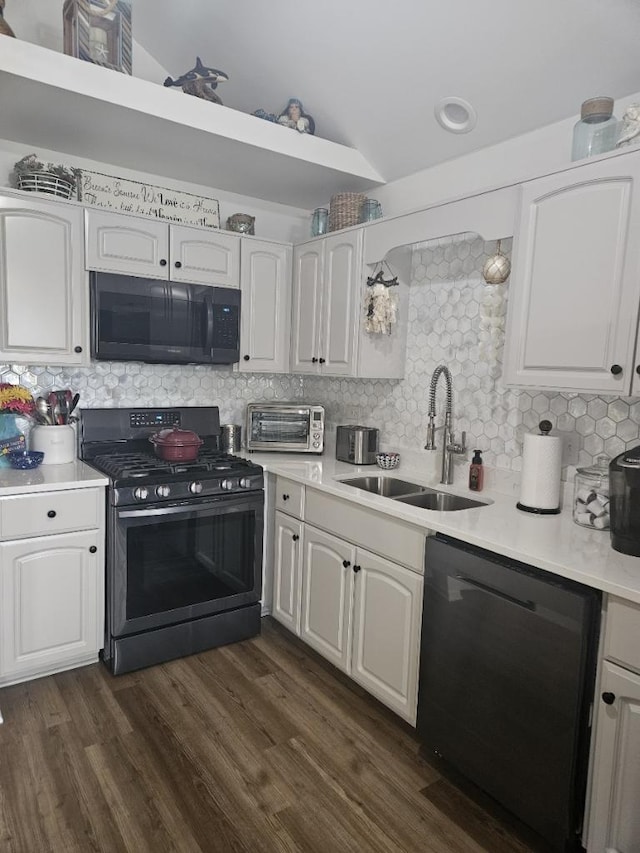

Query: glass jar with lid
left=571, top=97, right=618, bottom=161
left=573, top=455, right=610, bottom=529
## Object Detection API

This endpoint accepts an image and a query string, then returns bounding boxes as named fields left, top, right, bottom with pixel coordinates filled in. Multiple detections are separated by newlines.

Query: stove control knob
left=190, top=481, right=203, bottom=495
left=222, top=479, right=234, bottom=491
left=240, top=477, right=252, bottom=489
left=133, top=487, right=149, bottom=501
left=156, top=485, right=171, bottom=498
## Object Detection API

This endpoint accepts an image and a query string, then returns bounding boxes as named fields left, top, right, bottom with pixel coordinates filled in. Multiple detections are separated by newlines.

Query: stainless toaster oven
left=246, top=404, right=324, bottom=453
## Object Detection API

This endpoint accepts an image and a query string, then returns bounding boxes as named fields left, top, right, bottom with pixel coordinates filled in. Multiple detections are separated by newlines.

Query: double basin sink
left=340, top=476, right=488, bottom=511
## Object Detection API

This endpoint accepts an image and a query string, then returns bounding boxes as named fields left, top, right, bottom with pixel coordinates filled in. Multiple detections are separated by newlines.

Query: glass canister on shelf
left=573, top=455, right=610, bottom=529
left=571, top=97, right=618, bottom=161
left=311, top=207, right=328, bottom=237
left=361, top=198, right=382, bottom=222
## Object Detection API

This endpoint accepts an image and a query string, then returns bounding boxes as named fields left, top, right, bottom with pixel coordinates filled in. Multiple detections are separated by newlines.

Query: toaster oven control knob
left=313, top=433, right=320, bottom=439
left=240, top=477, right=252, bottom=489
left=222, top=479, right=234, bottom=490
left=313, top=441, right=320, bottom=448
left=156, top=485, right=171, bottom=498
left=133, top=487, right=149, bottom=501
left=189, top=481, right=203, bottom=495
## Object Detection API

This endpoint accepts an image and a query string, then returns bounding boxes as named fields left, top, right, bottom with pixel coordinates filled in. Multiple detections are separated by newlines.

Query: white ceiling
left=133, top=0, right=640, bottom=184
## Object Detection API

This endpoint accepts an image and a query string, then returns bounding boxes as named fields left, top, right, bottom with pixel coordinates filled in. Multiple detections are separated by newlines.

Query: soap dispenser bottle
left=469, top=450, right=484, bottom=492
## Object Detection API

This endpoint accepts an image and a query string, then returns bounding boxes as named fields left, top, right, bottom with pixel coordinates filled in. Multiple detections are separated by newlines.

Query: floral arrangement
left=0, top=383, right=35, bottom=417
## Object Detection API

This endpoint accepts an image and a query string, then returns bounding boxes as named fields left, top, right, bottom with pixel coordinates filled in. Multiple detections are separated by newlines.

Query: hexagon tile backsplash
left=2, top=234, right=639, bottom=472
left=305, top=234, right=640, bottom=472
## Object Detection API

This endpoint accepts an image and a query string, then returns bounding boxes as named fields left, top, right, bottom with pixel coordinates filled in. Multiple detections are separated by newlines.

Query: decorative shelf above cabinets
left=0, top=39, right=384, bottom=209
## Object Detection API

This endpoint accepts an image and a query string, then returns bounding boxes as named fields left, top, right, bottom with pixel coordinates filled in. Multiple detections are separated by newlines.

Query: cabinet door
left=300, top=525, right=355, bottom=672
left=85, top=210, right=169, bottom=278
left=272, top=511, right=303, bottom=635
left=587, top=660, right=640, bottom=853
left=351, top=548, right=423, bottom=724
left=170, top=225, right=239, bottom=287
left=0, top=530, right=103, bottom=683
left=503, top=157, right=640, bottom=394
left=320, top=230, right=362, bottom=376
left=239, top=240, right=292, bottom=372
left=0, top=195, right=86, bottom=365
left=291, top=241, right=324, bottom=373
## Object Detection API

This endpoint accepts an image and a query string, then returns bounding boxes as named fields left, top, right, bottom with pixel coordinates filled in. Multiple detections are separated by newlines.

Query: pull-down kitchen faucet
left=424, top=364, right=466, bottom=485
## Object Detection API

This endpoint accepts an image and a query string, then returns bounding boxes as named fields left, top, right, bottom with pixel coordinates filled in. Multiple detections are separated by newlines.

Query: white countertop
left=0, top=460, right=108, bottom=495
left=248, top=450, right=640, bottom=606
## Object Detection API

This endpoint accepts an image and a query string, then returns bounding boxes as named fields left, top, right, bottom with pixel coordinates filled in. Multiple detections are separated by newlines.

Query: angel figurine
left=277, top=99, right=315, bottom=135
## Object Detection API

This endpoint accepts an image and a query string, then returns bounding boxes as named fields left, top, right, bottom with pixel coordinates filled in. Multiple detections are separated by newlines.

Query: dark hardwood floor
left=0, top=619, right=534, bottom=853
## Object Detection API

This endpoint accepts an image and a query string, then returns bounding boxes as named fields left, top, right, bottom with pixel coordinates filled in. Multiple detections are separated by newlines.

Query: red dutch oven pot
left=149, top=427, right=203, bottom=462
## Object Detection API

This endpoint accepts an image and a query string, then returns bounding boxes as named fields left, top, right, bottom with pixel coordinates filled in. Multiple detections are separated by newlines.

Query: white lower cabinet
left=272, top=510, right=303, bottom=635
left=300, top=525, right=355, bottom=672
left=587, top=598, right=640, bottom=853
left=588, top=661, right=640, bottom=853
left=300, top=522, right=423, bottom=724
left=0, top=487, right=105, bottom=687
left=269, top=482, right=425, bottom=724
left=351, top=549, right=422, bottom=723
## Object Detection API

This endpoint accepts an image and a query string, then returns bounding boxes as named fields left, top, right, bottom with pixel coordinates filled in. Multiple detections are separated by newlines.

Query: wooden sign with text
left=78, top=170, right=221, bottom=228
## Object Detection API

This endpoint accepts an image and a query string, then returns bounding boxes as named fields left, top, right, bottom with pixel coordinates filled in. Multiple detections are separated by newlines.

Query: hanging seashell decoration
left=482, top=239, right=511, bottom=285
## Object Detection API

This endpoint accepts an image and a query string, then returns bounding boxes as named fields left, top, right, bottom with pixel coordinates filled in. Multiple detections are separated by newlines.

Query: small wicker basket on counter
left=329, top=192, right=366, bottom=231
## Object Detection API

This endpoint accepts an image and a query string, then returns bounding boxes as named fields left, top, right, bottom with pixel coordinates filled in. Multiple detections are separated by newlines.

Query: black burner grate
left=91, top=450, right=252, bottom=480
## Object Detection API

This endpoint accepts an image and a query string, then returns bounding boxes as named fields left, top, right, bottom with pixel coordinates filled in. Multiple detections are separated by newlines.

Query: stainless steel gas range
left=80, top=407, right=263, bottom=675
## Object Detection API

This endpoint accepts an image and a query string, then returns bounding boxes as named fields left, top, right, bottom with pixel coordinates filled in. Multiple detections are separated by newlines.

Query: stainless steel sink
left=340, top=476, right=488, bottom=511
left=395, top=490, right=487, bottom=511
left=340, top=476, right=426, bottom=497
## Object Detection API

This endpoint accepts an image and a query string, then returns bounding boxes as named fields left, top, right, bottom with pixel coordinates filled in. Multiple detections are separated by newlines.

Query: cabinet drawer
left=606, top=596, right=640, bottom=674
left=305, top=489, right=424, bottom=572
left=275, top=477, right=304, bottom=518
left=0, top=488, right=103, bottom=540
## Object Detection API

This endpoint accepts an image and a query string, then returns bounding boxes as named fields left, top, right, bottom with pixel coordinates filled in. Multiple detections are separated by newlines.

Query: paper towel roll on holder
left=516, top=419, right=562, bottom=515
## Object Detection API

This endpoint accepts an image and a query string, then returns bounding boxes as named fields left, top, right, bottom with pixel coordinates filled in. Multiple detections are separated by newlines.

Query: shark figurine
left=164, top=57, right=229, bottom=105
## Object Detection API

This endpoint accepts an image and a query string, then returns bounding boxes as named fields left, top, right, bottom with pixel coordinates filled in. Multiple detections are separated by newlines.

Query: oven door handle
left=118, top=502, right=226, bottom=520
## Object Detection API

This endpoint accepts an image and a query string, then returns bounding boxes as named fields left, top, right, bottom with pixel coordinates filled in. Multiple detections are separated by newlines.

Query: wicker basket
left=17, top=172, right=75, bottom=200
left=329, top=192, right=366, bottom=232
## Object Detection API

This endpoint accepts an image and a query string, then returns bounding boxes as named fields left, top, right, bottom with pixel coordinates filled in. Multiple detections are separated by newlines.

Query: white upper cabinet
left=291, top=228, right=408, bottom=379
left=291, top=240, right=326, bottom=373
left=238, top=239, right=292, bottom=373
left=291, top=230, right=361, bottom=376
left=170, top=225, right=239, bottom=287
left=0, top=193, right=87, bottom=366
left=85, top=210, right=168, bottom=277
left=322, top=232, right=362, bottom=375
left=85, top=210, right=240, bottom=287
left=504, top=154, right=640, bottom=395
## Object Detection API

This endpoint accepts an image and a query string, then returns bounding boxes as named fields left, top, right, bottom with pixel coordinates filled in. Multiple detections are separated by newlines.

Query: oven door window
left=123, top=503, right=258, bottom=621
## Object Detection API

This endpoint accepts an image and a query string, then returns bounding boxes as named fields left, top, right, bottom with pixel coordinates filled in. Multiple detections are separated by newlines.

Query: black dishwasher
left=417, top=534, right=600, bottom=853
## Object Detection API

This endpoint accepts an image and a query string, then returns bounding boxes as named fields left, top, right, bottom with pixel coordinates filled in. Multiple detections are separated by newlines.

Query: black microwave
left=90, top=272, right=240, bottom=365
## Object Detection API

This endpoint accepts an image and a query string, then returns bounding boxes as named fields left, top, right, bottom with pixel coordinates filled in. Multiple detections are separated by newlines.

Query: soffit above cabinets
left=0, top=40, right=384, bottom=209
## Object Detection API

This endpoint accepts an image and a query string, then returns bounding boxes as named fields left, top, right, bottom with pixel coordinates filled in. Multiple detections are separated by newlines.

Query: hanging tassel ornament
left=364, top=265, right=399, bottom=335
left=482, top=239, right=511, bottom=285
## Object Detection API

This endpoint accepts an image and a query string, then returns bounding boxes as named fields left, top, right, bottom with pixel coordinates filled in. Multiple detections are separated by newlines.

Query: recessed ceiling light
left=435, top=97, right=477, bottom=134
